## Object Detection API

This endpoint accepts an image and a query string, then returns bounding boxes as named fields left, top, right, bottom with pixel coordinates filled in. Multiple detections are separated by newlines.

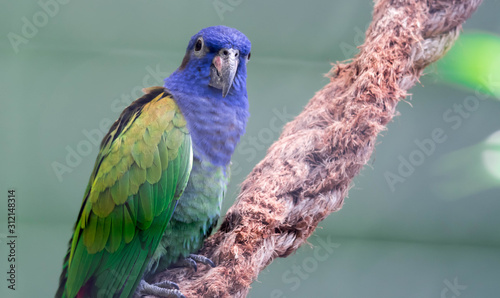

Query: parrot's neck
left=164, top=80, right=249, bottom=167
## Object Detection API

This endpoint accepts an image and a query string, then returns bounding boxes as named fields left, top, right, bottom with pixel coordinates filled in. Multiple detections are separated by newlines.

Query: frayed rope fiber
left=146, top=1, right=482, bottom=297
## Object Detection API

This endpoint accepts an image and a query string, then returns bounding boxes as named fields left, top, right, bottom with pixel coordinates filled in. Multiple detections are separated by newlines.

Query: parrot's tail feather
left=76, top=281, right=91, bottom=298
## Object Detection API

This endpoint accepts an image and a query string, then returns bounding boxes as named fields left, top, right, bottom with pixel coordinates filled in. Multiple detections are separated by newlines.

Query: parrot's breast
left=164, top=89, right=249, bottom=168
left=147, top=151, right=229, bottom=273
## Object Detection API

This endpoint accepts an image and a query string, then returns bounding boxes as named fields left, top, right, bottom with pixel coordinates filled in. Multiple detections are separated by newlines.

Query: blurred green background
left=1, top=1, right=500, bottom=297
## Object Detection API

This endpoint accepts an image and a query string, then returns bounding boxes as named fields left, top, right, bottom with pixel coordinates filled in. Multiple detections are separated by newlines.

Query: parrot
left=55, top=25, right=251, bottom=298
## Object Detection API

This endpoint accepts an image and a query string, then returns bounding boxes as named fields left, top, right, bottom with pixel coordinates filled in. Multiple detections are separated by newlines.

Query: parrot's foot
left=176, top=254, right=216, bottom=272
left=137, top=280, right=185, bottom=298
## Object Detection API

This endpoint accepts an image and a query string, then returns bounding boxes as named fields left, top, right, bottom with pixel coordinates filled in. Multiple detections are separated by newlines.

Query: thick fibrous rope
left=149, top=1, right=482, bottom=297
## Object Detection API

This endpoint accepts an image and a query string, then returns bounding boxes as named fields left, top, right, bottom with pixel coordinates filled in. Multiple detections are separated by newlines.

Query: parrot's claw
left=175, top=254, right=215, bottom=272
left=155, top=280, right=180, bottom=290
left=189, top=254, right=216, bottom=268
left=137, top=280, right=185, bottom=298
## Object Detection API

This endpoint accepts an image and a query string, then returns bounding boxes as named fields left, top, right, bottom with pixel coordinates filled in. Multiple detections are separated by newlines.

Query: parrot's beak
left=209, top=48, right=239, bottom=97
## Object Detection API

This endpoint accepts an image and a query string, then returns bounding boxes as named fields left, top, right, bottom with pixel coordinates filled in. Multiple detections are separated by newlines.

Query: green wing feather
left=56, top=88, right=192, bottom=298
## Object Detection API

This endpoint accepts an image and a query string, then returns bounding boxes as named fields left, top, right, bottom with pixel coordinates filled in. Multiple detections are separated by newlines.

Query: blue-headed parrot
left=55, top=25, right=251, bottom=298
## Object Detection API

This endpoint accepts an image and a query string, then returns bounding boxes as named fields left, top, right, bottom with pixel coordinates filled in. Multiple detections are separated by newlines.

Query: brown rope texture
left=147, top=0, right=482, bottom=297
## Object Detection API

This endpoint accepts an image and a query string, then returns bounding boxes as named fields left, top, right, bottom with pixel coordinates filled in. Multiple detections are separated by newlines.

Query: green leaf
left=435, top=32, right=500, bottom=98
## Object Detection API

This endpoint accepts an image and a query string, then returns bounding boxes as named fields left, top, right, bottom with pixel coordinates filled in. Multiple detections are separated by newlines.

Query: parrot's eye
left=247, top=52, right=251, bottom=61
left=194, top=38, right=203, bottom=52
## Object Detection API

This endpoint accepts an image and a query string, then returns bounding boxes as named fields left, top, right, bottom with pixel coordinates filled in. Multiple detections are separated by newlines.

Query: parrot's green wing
left=56, top=88, right=192, bottom=298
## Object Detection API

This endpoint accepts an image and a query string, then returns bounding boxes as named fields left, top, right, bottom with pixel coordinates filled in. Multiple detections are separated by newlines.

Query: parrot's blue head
left=164, top=26, right=251, bottom=167
left=165, top=25, right=251, bottom=101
